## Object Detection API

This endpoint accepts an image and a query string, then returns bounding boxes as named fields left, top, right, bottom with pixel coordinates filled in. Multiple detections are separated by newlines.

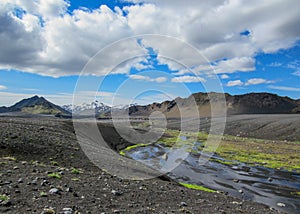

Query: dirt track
left=0, top=116, right=281, bottom=213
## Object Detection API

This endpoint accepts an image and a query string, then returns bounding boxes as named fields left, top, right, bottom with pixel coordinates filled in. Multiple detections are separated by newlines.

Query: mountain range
left=0, top=96, right=70, bottom=115
left=127, top=92, right=300, bottom=117
left=0, top=92, right=299, bottom=117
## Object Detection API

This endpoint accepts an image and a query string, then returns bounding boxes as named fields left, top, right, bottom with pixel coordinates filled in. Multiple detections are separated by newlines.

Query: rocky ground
left=0, top=116, right=281, bottom=213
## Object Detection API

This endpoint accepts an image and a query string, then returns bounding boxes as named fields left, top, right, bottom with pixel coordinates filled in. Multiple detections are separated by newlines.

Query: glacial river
left=122, top=140, right=300, bottom=213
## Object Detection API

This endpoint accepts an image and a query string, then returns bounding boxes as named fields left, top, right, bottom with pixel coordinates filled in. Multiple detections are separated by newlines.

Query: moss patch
left=0, top=194, right=9, bottom=202
left=48, top=173, right=62, bottom=179
left=180, top=182, right=216, bottom=193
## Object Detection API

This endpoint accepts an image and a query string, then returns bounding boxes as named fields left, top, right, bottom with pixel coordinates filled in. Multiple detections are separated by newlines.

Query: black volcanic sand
left=0, top=116, right=280, bottom=213
left=167, top=114, right=300, bottom=141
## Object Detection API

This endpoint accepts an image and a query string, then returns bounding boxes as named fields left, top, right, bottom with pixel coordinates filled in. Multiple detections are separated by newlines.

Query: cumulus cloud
left=220, top=74, right=229, bottom=79
left=227, top=78, right=274, bottom=87
left=268, top=85, right=300, bottom=92
left=129, top=74, right=167, bottom=83
left=0, top=0, right=299, bottom=77
left=227, top=80, right=243, bottom=87
left=171, top=76, right=206, bottom=83
left=0, top=85, right=7, bottom=90
left=245, top=78, right=274, bottom=86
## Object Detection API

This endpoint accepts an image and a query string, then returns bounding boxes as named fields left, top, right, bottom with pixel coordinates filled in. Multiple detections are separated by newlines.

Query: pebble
left=41, top=208, right=55, bottom=214
left=17, top=178, right=23, bottom=183
left=49, top=188, right=60, bottom=194
left=276, top=202, right=285, bottom=207
left=62, top=207, right=73, bottom=214
left=268, top=177, right=273, bottom=182
left=233, top=179, right=239, bottom=183
left=111, top=190, right=122, bottom=196
left=238, top=189, right=243, bottom=194
left=180, top=202, right=187, bottom=207
left=32, top=179, right=38, bottom=185
left=66, top=187, right=73, bottom=192
left=13, top=166, right=19, bottom=170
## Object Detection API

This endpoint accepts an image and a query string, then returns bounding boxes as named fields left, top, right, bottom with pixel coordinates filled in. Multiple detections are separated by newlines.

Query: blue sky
left=0, top=0, right=299, bottom=106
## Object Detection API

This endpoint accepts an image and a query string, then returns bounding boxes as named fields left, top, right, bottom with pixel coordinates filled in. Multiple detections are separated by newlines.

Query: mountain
left=61, top=101, right=111, bottom=116
left=0, top=96, right=70, bottom=115
left=127, top=92, right=300, bottom=117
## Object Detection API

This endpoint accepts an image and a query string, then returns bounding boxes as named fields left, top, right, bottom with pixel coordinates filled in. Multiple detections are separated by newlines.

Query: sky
left=0, top=0, right=299, bottom=106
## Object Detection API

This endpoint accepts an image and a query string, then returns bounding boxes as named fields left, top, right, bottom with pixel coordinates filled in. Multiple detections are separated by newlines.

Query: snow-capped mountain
left=61, top=100, right=111, bottom=115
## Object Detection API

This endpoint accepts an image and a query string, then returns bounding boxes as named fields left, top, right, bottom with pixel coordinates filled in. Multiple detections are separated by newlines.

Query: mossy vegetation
left=180, top=182, right=216, bottom=193
left=0, top=194, right=9, bottom=202
left=2, top=156, right=16, bottom=161
left=291, top=191, right=300, bottom=196
left=119, top=143, right=150, bottom=156
left=72, top=177, right=80, bottom=181
left=121, top=128, right=300, bottom=172
left=71, top=168, right=81, bottom=174
left=48, top=172, right=62, bottom=179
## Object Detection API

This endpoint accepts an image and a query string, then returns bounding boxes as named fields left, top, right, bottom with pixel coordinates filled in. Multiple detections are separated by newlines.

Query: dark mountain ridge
left=0, top=95, right=70, bottom=115
left=127, top=92, right=300, bottom=117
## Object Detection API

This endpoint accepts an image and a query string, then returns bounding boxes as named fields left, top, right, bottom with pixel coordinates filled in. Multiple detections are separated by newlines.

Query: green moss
left=40, top=191, right=48, bottom=197
left=212, top=159, right=235, bottom=165
left=119, top=150, right=126, bottom=156
left=72, top=177, right=80, bottom=181
left=21, top=105, right=61, bottom=115
left=180, top=182, right=216, bottom=193
left=50, top=161, right=59, bottom=166
left=124, top=143, right=149, bottom=151
left=71, top=168, right=81, bottom=174
left=0, top=194, right=9, bottom=202
left=291, top=191, right=300, bottom=195
left=48, top=173, right=62, bottom=179
left=2, top=156, right=16, bottom=161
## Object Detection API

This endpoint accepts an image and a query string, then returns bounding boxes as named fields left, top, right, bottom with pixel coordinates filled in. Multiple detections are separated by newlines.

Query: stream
left=122, top=140, right=300, bottom=213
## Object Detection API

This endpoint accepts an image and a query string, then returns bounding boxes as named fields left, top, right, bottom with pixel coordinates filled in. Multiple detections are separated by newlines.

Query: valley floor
left=0, top=115, right=295, bottom=213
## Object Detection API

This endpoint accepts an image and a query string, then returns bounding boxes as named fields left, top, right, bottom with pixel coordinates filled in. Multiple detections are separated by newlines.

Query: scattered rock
left=180, top=202, right=187, bottom=207
left=233, top=179, right=239, bottom=183
left=1, top=200, right=12, bottom=207
left=41, top=208, right=55, bottom=214
left=17, top=178, right=23, bottom=183
left=268, top=177, right=273, bottom=182
left=276, top=202, right=285, bottom=207
left=62, top=207, right=73, bottom=214
left=231, top=201, right=243, bottom=205
left=49, top=188, right=60, bottom=195
left=111, top=190, right=122, bottom=196
left=238, top=189, right=243, bottom=194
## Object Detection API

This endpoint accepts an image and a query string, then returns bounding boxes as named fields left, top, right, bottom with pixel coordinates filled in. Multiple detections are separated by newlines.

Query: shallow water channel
left=122, top=139, right=300, bottom=213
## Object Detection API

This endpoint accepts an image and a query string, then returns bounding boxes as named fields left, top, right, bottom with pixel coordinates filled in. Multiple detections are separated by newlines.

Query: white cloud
left=226, top=80, right=243, bottom=87
left=227, top=78, right=274, bottom=87
left=268, top=85, right=300, bottom=92
left=0, top=0, right=299, bottom=77
left=0, top=85, right=7, bottom=90
left=129, top=74, right=167, bottom=83
left=293, top=70, right=300, bottom=76
left=220, top=74, right=229, bottom=79
left=245, top=78, right=274, bottom=86
left=171, top=76, right=206, bottom=83
left=268, top=62, right=282, bottom=67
